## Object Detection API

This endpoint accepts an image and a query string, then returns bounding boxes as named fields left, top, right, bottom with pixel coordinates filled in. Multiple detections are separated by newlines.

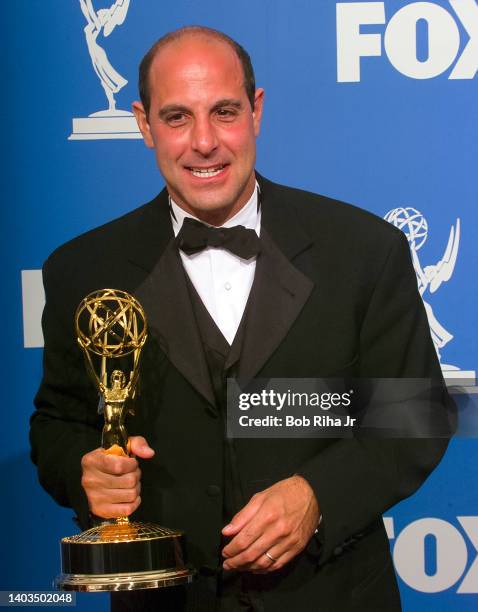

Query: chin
left=187, top=192, right=236, bottom=215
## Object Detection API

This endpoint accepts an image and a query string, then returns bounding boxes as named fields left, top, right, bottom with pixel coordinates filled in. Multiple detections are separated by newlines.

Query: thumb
left=129, top=436, right=155, bottom=459
left=222, top=494, right=262, bottom=536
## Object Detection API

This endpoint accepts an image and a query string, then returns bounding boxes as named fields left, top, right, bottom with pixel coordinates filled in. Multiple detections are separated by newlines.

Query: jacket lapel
left=232, top=229, right=314, bottom=383
left=229, top=175, right=315, bottom=382
left=128, top=190, right=217, bottom=410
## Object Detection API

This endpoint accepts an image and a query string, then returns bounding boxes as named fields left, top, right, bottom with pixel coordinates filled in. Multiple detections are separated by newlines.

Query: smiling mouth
left=186, top=165, right=227, bottom=178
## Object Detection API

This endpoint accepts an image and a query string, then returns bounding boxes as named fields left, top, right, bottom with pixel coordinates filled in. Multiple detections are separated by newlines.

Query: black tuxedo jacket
left=31, top=175, right=452, bottom=611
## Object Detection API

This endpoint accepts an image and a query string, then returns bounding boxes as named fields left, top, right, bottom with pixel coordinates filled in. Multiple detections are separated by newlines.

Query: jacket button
left=206, top=485, right=221, bottom=497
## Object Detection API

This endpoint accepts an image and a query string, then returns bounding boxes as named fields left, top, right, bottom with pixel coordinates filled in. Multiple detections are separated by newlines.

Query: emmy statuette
left=55, top=289, right=195, bottom=591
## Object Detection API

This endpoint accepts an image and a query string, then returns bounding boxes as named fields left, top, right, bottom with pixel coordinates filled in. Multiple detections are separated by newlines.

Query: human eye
left=215, top=107, right=238, bottom=121
left=164, top=112, right=188, bottom=127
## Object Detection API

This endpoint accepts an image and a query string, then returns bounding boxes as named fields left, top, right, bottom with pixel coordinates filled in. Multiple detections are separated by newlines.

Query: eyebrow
left=211, top=99, right=243, bottom=111
left=158, top=98, right=243, bottom=120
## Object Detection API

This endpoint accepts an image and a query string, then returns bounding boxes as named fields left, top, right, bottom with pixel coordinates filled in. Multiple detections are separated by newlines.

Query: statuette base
left=56, top=522, right=195, bottom=592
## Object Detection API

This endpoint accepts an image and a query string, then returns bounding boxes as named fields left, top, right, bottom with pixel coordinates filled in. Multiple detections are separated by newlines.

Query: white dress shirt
left=170, top=186, right=261, bottom=345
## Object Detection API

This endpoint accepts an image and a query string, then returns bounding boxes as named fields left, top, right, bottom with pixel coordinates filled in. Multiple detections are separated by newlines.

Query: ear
left=132, top=101, right=154, bottom=148
left=252, top=88, right=265, bottom=137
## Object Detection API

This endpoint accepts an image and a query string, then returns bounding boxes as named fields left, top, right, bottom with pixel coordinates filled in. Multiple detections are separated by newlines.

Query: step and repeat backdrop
left=2, top=1, right=477, bottom=610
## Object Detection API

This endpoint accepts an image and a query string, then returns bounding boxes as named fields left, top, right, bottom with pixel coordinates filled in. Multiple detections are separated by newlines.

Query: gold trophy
left=55, top=289, right=195, bottom=591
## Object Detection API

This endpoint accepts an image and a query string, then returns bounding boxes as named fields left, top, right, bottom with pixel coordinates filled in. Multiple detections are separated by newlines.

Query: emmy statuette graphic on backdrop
left=385, top=207, right=476, bottom=388
left=55, top=289, right=195, bottom=591
left=69, top=0, right=141, bottom=140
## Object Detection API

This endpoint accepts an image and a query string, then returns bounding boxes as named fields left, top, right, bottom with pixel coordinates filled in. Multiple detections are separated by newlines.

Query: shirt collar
left=170, top=182, right=260, bottom=237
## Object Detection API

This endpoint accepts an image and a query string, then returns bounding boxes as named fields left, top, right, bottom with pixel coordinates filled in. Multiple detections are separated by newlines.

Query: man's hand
left=80, top=436, right=154, bottom=518
left=221, top=475, right=320, bottom=573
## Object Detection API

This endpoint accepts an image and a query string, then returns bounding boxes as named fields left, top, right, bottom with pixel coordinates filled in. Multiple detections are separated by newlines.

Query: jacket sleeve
left=298, top=230, right=455, bottom=564
left=30, top=256, right=102, bottom=529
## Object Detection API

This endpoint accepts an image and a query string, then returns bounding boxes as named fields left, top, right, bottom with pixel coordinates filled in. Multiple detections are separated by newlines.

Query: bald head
left=138, top=26, right=256, bottom=118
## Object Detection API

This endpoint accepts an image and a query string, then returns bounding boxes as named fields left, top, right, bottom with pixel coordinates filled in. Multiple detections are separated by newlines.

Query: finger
left=249, top=532, right=307, bottom=573
left=253, top=546, right=302, bottom=573
left=81, top=448, right=131, bottom=475
left=83, top=466, right=141, bottom=490
left=84, top=471, right=140, bottom=496
left=100, top=452, right=139, bottom=475
left=249, top=552, right=280, bottom=574
left=82, top=469, right=133, bottom=493
left=92, top=496, right=142, bottom=519
left=103, top=468, right=141, bottom=491
left=224, top=515, right=305, bottom=571
left=222, top=494, right=263, bottom=537
left=222, top=498, right=281, bottom=559
left=129, top=436, right=155, bottom=459
left=222, top=508, right=281, bottom=562
left=223, top=528, right=286, bottom=571
left=247, top=538, right=297, bottom=572
left=92, top=484, right=141, bottom=505
left=81, top=449, right=138, bottom=476
left=222, top=524, right=264, bottom=567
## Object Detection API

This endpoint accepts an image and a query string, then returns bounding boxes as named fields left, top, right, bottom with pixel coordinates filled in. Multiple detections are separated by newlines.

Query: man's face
left=133, top=36, right=264, bottom=224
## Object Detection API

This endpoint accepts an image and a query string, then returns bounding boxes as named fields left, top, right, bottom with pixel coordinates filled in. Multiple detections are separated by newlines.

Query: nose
left=191, top=116, right=218, bottom=157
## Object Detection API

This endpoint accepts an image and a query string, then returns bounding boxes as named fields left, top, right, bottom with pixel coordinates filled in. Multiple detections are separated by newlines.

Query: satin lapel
left=128, top=190, right=216, bottom=411
left=234, top=228, right=314, bottom=383
left=135, top=241, right=216, bottom=411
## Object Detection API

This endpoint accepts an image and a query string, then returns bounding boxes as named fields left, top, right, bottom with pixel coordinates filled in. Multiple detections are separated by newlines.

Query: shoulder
left=43, top=192, right=167, bottom=275
left=259, top=174, right=401, bottom=240
left=258, top=174, right=405, bottom=256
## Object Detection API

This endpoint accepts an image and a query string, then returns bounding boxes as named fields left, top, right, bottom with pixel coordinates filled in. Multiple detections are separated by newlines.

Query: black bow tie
left=176, top=217, right=261, bottom=260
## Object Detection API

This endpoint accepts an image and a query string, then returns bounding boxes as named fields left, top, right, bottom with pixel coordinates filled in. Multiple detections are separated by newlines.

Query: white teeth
left=189, top=165, right=224, bottom=178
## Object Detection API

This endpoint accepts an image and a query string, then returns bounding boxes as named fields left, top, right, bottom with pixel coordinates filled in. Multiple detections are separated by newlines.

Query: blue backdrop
left=2, top=1, right=477, bottom=610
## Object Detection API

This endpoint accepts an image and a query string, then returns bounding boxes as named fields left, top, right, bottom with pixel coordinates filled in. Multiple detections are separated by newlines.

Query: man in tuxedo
left=31, top=26, right=453, bottom=611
